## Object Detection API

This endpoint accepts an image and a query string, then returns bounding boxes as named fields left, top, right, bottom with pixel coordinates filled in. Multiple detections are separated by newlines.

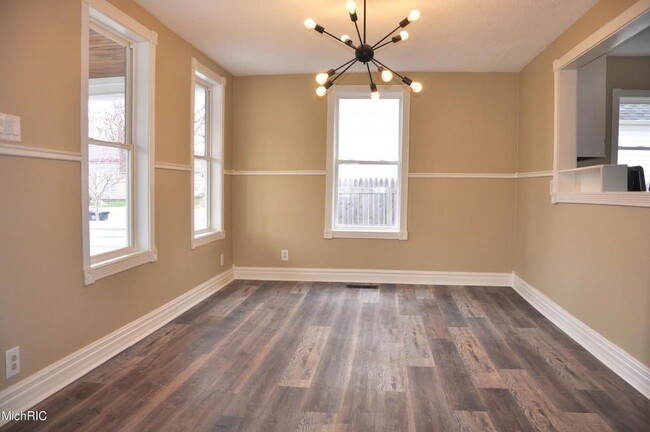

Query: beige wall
left=516, top=0, right=650, bottom=366
left=0, top=0, right=233, bottom=390
left=232, top=73, right=518, bottom=271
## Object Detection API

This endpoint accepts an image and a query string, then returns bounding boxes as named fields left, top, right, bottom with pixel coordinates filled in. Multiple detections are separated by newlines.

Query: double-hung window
left=82, top=0, right=157, bottom=285
left=611, top=90, right=650, bottom=191
left=325, top=86, right=410, bottom=240
left=191, top=59, right=225, bottom=248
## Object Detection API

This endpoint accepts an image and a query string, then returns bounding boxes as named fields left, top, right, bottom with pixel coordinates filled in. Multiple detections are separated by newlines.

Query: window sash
left=193, top=75, right=213, bottom=236
left=193, top=155, right=212, bottom=235
left=332, top=95, right=404, bottom=233
left=88, top=22, right=134, bottom=148
left=88, top=143, right=136, bottom=264
left=88, top=23, right=135, bottom=260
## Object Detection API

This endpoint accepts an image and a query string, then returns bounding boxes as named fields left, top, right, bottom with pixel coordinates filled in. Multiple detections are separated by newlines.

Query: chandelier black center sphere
left=305, top=0, right=422, bottom=99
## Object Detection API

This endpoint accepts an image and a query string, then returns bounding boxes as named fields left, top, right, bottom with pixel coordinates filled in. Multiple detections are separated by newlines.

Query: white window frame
left=81, top=0, right=157, bottom=285
left=324, top=85, right=410, bottom=240
left=610, top=89, right=650, bottom=164
left=190, top=58, right=225, bottom=248
left=552, top=1, right=650, bottom=207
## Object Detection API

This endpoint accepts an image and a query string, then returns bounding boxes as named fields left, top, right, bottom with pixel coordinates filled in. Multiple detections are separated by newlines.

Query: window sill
left=192, top=230, right=225, bottom=249
left=324, top=229, right=408, bottom=240
left=552, top=192, right=650, bottom=208
left=84, top=248, right=157, bottom=285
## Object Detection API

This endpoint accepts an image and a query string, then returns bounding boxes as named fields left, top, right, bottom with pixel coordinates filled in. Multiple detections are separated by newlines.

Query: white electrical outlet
left=220, top=253, right=224, bottom=266
left=281, top=249, right=289, bottom=261
left=5, top=346, right=20, bottom=379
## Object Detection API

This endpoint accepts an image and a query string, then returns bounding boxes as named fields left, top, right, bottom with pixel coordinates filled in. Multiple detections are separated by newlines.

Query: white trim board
left=155, top=162, right=191, bottom=172
left=512, top=274, right=650, bottom=399
left=0, top=268, right=235, bottom=426
left=0, top=143, right=82, bottom=162
left=233, top=266, right=512, bottom=287
left=410, top=172, right=516, bottom=179
left=225, top=170, right=553, bottom=179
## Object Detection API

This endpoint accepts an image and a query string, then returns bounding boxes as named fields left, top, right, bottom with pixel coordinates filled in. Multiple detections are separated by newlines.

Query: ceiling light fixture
left=306, top=0, right=422, bottom=99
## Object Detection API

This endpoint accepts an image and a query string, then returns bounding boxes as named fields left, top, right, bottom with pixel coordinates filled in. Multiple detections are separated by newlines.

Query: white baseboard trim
left=512, top=274, right=650, bottom=399
left=233, top=266, right=512, bottom=287
left=0, top=268, right=235, bottom=425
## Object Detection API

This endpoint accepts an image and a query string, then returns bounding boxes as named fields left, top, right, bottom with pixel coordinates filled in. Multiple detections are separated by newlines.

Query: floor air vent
left=346, top=283, right=379, bottom=289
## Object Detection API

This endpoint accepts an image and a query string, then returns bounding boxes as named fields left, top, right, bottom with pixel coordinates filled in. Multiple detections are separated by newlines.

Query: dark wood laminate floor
left=3, top=281, right=649, bottom=431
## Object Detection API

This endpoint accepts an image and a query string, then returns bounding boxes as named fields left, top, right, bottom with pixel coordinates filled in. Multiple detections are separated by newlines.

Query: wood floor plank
left=560, top=413, right=613, bottom=432
left=208, top=283, right=259, bottom=317
left=452, top=410, right=498, bottom=432
left=400, top=315, right=436, bottom=367
left=429, top=338, right=484, bottom=411
left=500, top=369, right=566, bottom=431
left=280, top=325, right=331, bottom=388
left=466, top=317, right=522, bottom=369
left=517, top=327, right=600, bottom=391
left=296, top=412, right=337, bottom=432
left=499, top=325, right=588, bottom=413
left=448, top=326, right=504, bottom=388
left=290, top=281, right=312, bottom=295
left=407, top=366, right=459, bottom=432
left=418, top=298, right=449, bottom=339
left=297, top=290, right=361, bottom=413
left=451, top=289, right=487, bottom=318
left=576, top=388, right=650, bottom=432
left=434, top=287, right=468, bottom=327
left=479, top=388, right=536, bottom=432
left=3, top=281, right=648, bottom=432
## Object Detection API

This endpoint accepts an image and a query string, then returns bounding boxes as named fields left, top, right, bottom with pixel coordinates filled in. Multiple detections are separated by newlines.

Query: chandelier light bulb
left=346, top=1, right=357, bottom=14
left=399, top=31, right=409, bottom=41
left=410, top=81, right=423, bottom=93
left=304, top=18, right=317, bottom=30
left=341, top=34, right=351, bottom=42
left=408, top=10, right=421, bottom=23
left=316, top=73, right=329, bottom=85
left=370, top=83, right=379, bottom=100
left=381, top=69, right=393, bottom=83
left=316, top=86, right=327, bottom=97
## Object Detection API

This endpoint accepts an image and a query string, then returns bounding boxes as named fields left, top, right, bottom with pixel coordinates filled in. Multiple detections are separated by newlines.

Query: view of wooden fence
left=337, top=177, right=398, bottom=226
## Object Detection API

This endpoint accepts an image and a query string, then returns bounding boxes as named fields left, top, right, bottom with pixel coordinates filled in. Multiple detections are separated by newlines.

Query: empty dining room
left=0, top=0, right=649, bottom=431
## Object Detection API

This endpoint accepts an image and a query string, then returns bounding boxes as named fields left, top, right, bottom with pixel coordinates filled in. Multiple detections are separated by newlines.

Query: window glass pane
left=338, top=98, right=400, bottom=162
left=618, top=102, right=650, bottom=148
left=88, top=29, right=127, bottom=144
left=336, top=163, right=399, bottom=228
left=194, top=159, right=209, bottom=231
left=617, top=100, right=650, bottom=191
left=89, top=144, right=130, bottom=255
left=194, top=83, right=208, bottom=156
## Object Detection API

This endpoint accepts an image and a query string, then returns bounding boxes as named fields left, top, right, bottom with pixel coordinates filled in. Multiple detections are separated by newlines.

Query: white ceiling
left=134, top=0, right=599, bottom=76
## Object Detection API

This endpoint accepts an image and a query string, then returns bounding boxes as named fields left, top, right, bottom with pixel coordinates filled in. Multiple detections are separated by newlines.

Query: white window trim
left=552, top=0, right=650, bottom=208
left=610, top=89, right=650, bottom=165
left=81, top=0, right=157, bottom=285
left=190, top=58, right=226, bottom=249
left=324, top=85, right=410, bottom=240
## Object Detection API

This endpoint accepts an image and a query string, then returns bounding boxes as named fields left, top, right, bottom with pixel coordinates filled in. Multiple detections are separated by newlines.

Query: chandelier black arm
left=322, top=29, right=356, bottom=50
left=372, top=25, right=402, bottom=49
left=366, top=63, right=375, bottom=86
left=371, top=59, right=406, bottom=81
left=334, top=57, right=358, bottom=72
left=363, top=0, right=367, bottom=43
left=353, top=20, right=363, bottom=45
left=330, top=59, right=359, bottom=84
left=374, top=40, right=393, bottom=51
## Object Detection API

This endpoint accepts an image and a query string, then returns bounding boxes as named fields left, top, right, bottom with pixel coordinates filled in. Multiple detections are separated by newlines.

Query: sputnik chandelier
left=304, top=0, right=422, bottom=99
